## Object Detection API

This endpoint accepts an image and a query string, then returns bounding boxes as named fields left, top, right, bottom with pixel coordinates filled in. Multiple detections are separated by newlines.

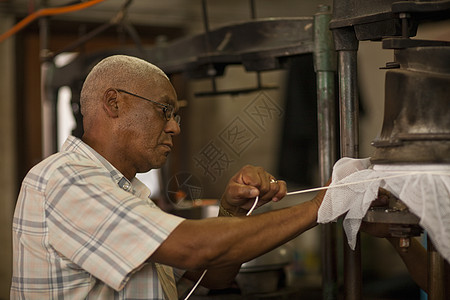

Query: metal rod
left=39, top=16, right=56, bottom=157
left=201, top=0, right=217, bottom=92
left=344, top=233, right=362, bottom=300
left=201, top=0, right=211, bottom=34
left=256, top=72, right=262, bottom=89
left=314, top=5, right=337, bottom=182
left=400, top=13, right=409, bottom=38
left=339, top=50, right=359, bottom=159
left=338, top=47, right=361, bottom=300
left=314, top=5, right=338, bottom=300
left=250, top=0, right=259, bottom=87
left=249, top=0, right=256, bottom=19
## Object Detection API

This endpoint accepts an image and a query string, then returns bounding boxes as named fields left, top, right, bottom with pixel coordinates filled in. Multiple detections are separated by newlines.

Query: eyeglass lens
left=164, top=106, right=181, bottom=126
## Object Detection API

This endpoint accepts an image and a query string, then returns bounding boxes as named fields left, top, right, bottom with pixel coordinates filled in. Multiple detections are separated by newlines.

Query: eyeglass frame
left=115, top=88, right=180, bottom=126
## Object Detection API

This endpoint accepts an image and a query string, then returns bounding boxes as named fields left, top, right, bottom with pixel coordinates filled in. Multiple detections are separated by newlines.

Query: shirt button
left=123, top=183, right=130, bottom=190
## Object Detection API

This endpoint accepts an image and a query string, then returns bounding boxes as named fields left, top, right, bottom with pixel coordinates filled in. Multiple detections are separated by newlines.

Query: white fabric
left=317, top=157, right=450, bottom=263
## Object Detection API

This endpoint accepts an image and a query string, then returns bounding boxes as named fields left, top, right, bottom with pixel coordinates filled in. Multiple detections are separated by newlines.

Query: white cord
left=246, top=195, right=259, bottom=216
left=183, top=195, right=260, bottom=300
left=285, top=171, right=450, bottom=197
left=183, top=269, right=207, bottom=300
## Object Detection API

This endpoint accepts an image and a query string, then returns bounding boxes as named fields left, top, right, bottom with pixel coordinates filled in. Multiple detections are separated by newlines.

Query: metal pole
left=313, top=5, right=338, bottom=300
left=249, top=0, right=256, bottom=19
left=338, top=50, right=359, bottom=158
left=201, top=0, right=217, bottom=92
left=334, top=26, right=361, bottom=299
left=339, top=48, right=361, bottom=300
left=39, top=16, right=56, bottom=157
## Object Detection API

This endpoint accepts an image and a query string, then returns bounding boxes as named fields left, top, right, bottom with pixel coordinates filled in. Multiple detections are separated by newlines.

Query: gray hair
left=80, top=55, right=168, bottom=118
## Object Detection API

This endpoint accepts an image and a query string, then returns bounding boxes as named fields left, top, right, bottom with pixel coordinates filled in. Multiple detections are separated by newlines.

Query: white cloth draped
left=317, top=157, right=450, bottom=263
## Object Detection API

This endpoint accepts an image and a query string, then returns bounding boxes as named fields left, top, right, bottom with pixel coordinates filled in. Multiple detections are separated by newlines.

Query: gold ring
left=270, top=178, right=278, bottom=184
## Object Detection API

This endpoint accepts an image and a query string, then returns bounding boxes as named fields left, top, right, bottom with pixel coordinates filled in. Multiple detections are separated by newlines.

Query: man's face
left=117, top=78, right=181, bottom=174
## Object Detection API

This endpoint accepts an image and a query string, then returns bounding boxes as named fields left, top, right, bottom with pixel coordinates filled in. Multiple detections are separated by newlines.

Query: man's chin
left=144, top=159, right=168, bottom=172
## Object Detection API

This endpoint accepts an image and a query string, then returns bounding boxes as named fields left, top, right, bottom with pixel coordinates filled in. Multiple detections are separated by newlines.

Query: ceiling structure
left=0, top=0, right=332, bottom=35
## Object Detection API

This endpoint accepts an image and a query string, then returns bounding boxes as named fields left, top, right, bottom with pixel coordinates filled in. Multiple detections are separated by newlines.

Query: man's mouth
left=161, top=143, right=173, bottom=151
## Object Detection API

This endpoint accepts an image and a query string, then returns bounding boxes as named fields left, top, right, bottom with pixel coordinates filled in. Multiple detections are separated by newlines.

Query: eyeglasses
left=116, top=89, right=181, bottom=126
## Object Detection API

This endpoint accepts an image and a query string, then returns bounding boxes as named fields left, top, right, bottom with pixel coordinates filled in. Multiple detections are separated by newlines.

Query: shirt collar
left=61, top=136, right=150, bottom=198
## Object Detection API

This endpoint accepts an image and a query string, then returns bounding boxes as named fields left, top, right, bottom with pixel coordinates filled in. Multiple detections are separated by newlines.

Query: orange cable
left=0, top=0, right=106, bottom=43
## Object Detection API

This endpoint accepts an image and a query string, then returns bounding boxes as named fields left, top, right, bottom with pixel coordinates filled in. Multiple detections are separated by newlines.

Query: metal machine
left=330, top=1, right=450, bottom=299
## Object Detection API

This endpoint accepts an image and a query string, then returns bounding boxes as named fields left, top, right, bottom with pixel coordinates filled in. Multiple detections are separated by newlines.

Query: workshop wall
left=0, top=15, right=16, bottom=300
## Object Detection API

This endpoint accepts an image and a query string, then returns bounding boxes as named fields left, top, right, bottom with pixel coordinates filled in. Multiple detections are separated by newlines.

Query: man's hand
left=219, top=165, right=287, bottom=216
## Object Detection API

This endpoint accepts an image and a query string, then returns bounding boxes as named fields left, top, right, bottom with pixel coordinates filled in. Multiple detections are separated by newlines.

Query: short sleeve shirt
left=11, top=136, right=185, bottom=299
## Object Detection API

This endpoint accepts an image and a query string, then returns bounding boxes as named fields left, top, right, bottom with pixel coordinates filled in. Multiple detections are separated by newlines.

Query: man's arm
left=152, top=195, right=322, bottom=289
left=150, top=165, right=325, bottom=289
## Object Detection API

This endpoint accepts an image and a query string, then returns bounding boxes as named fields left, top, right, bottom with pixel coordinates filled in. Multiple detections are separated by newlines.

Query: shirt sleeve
left=45, top=160, right=184, bottom=291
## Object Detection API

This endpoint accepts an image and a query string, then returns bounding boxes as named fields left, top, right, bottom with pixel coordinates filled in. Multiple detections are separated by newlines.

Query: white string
left=286, top=171, right=450, bottom=196
left=183, top=269, right=207, bottom=300
left=246, top=195, right=259, bottom=216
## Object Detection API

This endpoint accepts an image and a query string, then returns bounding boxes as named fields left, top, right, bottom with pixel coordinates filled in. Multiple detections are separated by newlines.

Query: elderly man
left=11, top=55, right=324, bottom=299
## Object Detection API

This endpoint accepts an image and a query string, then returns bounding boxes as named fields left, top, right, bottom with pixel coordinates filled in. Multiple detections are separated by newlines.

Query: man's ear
left=103, top=89, right=119, bottom=118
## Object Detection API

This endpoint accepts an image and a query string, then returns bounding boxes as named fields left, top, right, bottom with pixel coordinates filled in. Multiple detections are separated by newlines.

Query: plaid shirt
left=12, top=136, right=185, bottom=299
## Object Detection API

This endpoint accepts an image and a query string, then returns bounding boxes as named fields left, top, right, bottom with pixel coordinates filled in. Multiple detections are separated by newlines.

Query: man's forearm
left=180, top=199, right=319, bottom=290
left=151, top=197, right=320, bottom=273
